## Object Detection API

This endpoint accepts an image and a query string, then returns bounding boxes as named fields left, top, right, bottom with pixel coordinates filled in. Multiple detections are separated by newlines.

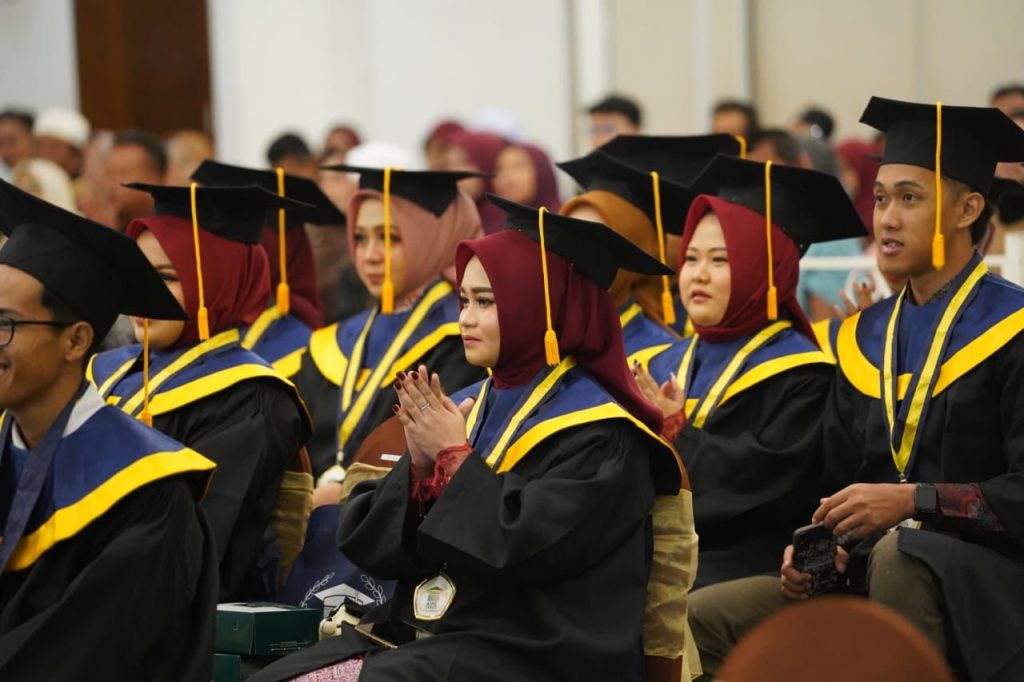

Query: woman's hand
left=394, top=365, right=473, bottom=471
left=633, top=363, right=685, bottom=418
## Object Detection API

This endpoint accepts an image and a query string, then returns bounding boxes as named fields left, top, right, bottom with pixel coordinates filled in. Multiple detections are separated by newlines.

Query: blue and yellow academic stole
left=0, top=407, right=213, bottom=572
left=88, top=328, right=289, bottom=419
left=241, top=306, right=313, bottom=377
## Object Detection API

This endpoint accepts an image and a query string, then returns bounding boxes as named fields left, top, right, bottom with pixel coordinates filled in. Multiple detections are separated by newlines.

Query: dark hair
left=39, top=286, right=101, bottom=357
left=0, top=109, right=34, bottom=132
left=798, top=107, right=834, bottom=140
left=945, top=177, right=994, bottom=245
left=750, top=128, right=803, bottom=166
left=114, top=129, right=168, bottom=175
left=267, top=132, right=313, bottom=166
left=712, top=99, right=760, bottom=137
left=991, top=83, right=1024, bottom=104
left=588, top=95, right=643, bottom=128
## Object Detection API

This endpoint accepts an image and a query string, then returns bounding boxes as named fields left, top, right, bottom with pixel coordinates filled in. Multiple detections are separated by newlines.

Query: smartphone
left=791, top=523, right=839, bottom=596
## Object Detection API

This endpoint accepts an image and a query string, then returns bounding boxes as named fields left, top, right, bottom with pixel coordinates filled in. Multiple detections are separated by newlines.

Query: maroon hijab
left=260, top=226, right=323, bottom=328
left=456, top=229, right=662, bottom=433
left=518, top=143, right=562, bottom=212
left=680, top=195, right=814, bottom=343
left=128, top=215, right=271, bottom=348
left=449, top=130, right=508, bottom=234
left=835, top=139, right=882, bottom=231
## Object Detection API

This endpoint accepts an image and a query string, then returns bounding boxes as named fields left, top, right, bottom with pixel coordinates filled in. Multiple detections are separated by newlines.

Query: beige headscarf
left=12, top=159, right=78, bottom=214
left=347, top=187, right=483, bottom=299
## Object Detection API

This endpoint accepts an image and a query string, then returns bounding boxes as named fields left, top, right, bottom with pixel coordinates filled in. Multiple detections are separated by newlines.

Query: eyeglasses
left=0, top=318, right=75, bottom=348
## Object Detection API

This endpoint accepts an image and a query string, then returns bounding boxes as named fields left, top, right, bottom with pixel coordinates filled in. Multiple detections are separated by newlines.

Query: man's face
left=872, top=164, right=975, bottom=280
left=711, top=110, right=750, bottom=138
left=992, top=92, right=1024, bottom=116
left=35, top=135, right=81, bottom=176
left=589, top=112, right=638, bottom=149
left=0, top=118, right=34, bottom=169
left=107, top=144, right=163, bottom=230
left=0, top=265, right=73, bottom=412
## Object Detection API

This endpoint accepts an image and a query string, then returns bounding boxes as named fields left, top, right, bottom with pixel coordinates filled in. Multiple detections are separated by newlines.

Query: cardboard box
left=216, top=602, right=321, bottom=656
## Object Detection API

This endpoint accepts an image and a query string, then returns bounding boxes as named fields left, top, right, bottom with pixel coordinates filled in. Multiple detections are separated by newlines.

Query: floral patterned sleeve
left=933, top=483, right=1007, bottom=536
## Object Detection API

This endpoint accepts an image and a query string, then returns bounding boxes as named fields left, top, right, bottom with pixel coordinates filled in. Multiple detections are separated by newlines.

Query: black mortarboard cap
left=557, top=150, right=694, bottom=235
left=191, top=160, right=346, bottom=226
left=598, top=134, right=744, bottom=186
left=487, top=193, right=673, bottom=290
left=860, top=96, right=1024, bottom=193
left=0, top=180, right=186, bottom=339
left=323, top=165, right=488, bottom=217
left=689, top=154, right=867, bottom=253
left=990, top=178, right=1024, bottom=224
left=123, top=183, right=313, bottom=245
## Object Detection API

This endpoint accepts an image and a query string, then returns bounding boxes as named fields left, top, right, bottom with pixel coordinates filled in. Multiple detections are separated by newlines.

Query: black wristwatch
left=912, top=482, right=940, bottom=522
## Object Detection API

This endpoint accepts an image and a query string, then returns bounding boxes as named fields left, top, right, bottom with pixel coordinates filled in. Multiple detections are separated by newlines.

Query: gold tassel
left=649, top=171, right=677, bottom=326
left=275, top=167, right=291, bottom=315
left=764, top=162, right=778, bottom=321
left=932, top=102, right=945, bottom=270
left=538, top=207, right=560, bottom=366
left=381, top=166, right=396, bottom=314
left=189, top=182, right=210, bottom=340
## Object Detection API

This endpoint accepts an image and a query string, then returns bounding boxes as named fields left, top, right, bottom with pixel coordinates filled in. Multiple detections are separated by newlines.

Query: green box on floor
left=216, top=602, right=321, bottom=656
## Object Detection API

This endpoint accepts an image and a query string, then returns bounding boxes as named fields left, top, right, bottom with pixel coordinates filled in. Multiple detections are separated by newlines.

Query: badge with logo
left=413, top=572, right=455, bottom=621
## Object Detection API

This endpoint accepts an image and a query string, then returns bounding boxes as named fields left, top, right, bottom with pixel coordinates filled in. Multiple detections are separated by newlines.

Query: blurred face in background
left=493, top=146, right=537, bottom=204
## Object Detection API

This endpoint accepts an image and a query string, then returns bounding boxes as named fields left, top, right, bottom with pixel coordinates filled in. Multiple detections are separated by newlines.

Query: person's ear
left=64, top=321, right=95, bottom=363
left=954, top=191, right=985, bottom=231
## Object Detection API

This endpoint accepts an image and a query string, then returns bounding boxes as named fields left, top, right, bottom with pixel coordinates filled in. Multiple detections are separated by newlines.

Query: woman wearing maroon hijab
left=87, top=185, right=311, bottom=601
left=250, top=197, right=687, bottom=682
left=635, top=157, right=863, bottom=597
left=445, top=130, right=508, bottom=233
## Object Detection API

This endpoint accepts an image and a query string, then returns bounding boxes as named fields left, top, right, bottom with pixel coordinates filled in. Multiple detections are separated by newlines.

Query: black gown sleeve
left=156, top=379, right=307, bottom=600
left=0, top=477, right=218, bottom=682
left=675, top=364, right=833, bottom=526
left=339, top=421, right=656, bottom=584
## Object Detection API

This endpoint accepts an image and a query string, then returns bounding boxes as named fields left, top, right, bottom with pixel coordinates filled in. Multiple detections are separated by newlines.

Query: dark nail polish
left=410, top=371, right=418, bottom=380
left=397, top=371, right=406, bottom=379
left=393, top=381, right=401, bottom=390
left=391, top=404, right=399, bottom=414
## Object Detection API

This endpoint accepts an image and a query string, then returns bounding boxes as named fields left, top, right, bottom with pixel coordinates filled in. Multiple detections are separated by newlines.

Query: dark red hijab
left=517, top=143, right=562, bottom=212
left=260, top=226, right=323, bottom=328
left=449, top=130, right=508, bottom=234
left=456, top=229, right=662, bottom=433
left=680, top=195, right=814, bottom=343
left=835, top=139, right=882, bottom=230
left=128, top=215, right=271, bottom=348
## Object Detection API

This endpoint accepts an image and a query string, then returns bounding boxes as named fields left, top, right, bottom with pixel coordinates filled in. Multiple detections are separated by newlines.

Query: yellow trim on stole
left=376, top=323, right=461, bottom=387
left=309, top=324, right=348, bottom=387
left=241, top=306, right=283, bottom=350
left=837, top=307, right=1024, bottom=399
left=145, top=364, right=290, bottom=416
left=497, top=402, right=680, bottom=476
left=6, top=448, right=215, bottom=572
left=273, top=348, right=306, bottom=378
left=628, top=343, right=673, bottom=371
left=812, top=318, right=836, bottom=362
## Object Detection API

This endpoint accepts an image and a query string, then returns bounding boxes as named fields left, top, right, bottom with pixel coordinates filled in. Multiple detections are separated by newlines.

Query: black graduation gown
left=675, top=364, right=832, bottom=589
left=251, top=421, right=658, bottom=682
left=154, top=379, right=309, bottom=601
left=0, top=476, right=218, bottom=681
left=824, top=270, right=1024, bottom=681
left=295, top=336, right=485, bottom=478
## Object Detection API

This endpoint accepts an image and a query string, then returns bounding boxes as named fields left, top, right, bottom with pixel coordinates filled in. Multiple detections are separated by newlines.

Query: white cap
left=34, top=108, right=91, bottom=150
left=344, top=142, right=411, bottom=170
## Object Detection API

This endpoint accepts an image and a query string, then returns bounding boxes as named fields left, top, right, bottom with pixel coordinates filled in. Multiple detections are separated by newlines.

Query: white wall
left=750, top=0, right=1024, bottom=140
left=209, top=0, right=575, bottom=168
left=0, top=0, right=79, bottom=112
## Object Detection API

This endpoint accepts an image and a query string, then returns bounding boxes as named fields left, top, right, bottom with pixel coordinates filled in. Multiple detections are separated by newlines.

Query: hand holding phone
left=790, top=522, right=839, bottom=596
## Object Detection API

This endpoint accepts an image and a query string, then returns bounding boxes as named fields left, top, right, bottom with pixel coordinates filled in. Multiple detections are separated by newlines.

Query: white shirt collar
left=11, top=384, right=106, bottom=450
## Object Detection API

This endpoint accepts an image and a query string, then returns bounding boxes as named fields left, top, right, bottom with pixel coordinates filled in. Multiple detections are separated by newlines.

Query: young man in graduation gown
left=0, top=181, right=219, bottom=680
left=690, top=98, right=1024, bottom=682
